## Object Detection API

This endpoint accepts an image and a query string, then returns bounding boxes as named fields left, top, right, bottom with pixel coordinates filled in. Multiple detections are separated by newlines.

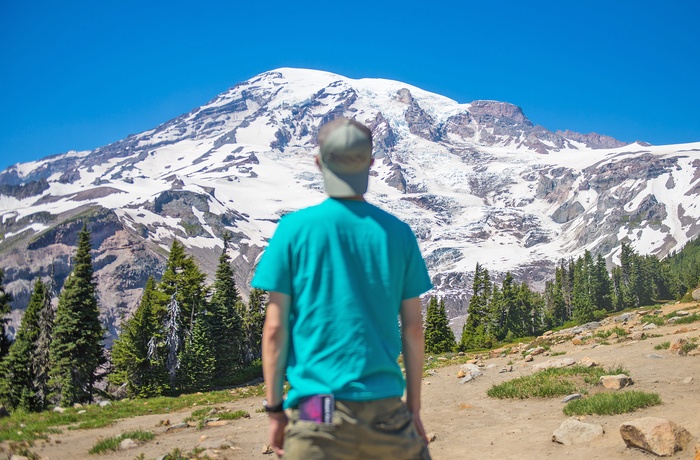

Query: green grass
left=0, top=384, right=265, bottom=443
left=672, top=313, right=700, bottom=325
left=184, top=408, right=250, bottom=425
left=680, top=340, right=699, bottom=354
left=88, top=429, right=154, bottom=455
left=641, top=314, right=665, bottom=326
left=654, top=341, right=671, bottom=350
left=487, top=365, right=628, bottom=399
left=563, top=391, right=661, bottom=416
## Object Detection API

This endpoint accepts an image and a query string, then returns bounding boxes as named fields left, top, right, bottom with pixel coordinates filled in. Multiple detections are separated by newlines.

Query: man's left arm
left=262, top=291, right=291, bottom=456
left=400, top=296, right=429, bottom=444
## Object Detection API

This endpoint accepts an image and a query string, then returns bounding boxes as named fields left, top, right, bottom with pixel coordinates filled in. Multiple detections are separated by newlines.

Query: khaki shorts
left=283, top=397, right=431, bottom=460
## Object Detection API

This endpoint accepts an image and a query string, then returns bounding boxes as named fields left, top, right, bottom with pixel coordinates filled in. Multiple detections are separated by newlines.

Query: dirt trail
left=23, top=303, right=700, bottom=459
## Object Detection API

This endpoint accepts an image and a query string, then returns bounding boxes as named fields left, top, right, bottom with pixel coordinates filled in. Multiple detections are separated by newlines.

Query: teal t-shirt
left=251, top=198, right=432, bottom=408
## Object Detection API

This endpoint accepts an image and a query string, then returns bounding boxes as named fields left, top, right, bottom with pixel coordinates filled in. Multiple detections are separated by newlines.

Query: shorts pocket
left=371, top=402, right=412, bottom=433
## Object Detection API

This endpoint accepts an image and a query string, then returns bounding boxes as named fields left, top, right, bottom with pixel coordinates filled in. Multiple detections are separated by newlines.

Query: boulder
left=620, top=417, right=693, bottom=456
left=579, top=356, right=598, bottom=368
left=552, top=418, right=605, bottom=445
left=670, top=338, right=687, bottom=353
left=599, top=374, right=633, bottom=389
left=458, top=363, right=483, bottom=384
left=692, top=287, right=700, bottom=301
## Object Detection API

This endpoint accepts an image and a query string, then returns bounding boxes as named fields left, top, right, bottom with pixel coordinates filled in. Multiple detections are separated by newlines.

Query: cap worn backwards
left=317, top=118, right=373, bottom=197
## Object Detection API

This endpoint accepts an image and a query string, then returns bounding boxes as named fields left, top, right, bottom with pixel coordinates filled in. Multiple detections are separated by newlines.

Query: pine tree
left=110, top=277, right=169, bottom=397
left=0, top=280, right=52, bottom=411
left=460, top=264, right=494, bottom=350
left=176, top=313, right=216, bottom=392
left=424, top=297, right=455, bottom=353
left=242, top=288, right=267, bottom=364
left=49, top=224, right=106, bottom=406
left=0, top=269, right=13, bottom=360
left=158, top=239, right=208, bottom=387
left=208, top=235, right=243, bottom=384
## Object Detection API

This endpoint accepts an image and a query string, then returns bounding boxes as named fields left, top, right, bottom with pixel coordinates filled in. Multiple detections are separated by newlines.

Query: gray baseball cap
left=317, top=118, right=373, bottom=197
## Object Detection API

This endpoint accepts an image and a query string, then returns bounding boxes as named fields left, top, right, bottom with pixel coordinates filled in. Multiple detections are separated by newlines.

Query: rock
left=668, top=316, right=682, bottom=324
left=579, top=356, right=598, bottom=367
left=689, top=349, right=700, bottom=357
left=670, top=338, right=687, bottom=353
left=458, top=364, right=483, bottom=384
left=198, top=438, right=234, bottom=450
left=98, top=400, right=112, bottom=407
left=527, top=346, right=546, bottom=356
left=675, top=327, right=690, bottom=334
left=165, top=422, right=189, bottom=432
left=77, top=410, right=86, bottom=414
left=206, top=420, right=229, bottom=427
left=562, top=394, right=582, bottom=403
left=426, top=432, right=437, bottom=443
left=53, top=407, right=66, bottom=413
left=119, top=438, right=138, bottom=450
left=692, top=287, right=700, bottom=301
left=642, top=323, right=657, bottom=330
left=600, top=374, right=633, bottom=389
left=630, top=331, right=646, bottom=340
left=532, top=358, right=575, bottom=371
left=571, top=337, right=583, bottom=346
left=647, top=354, right=665, bottom=359
left=552, top=418, right=605, bottom=445
left=543, top=330, right=554, bottom=337
left=620, top=417, right=693, bottom=456
left=198, top=449, right=220, bottom=459
left=456, top=370, right=466, bottom=379
left=683, top=377, right=694, bottom=384
left=10, top=455, right=30, bottom=460
left=437, top=357, right=448, bottom=361
left=675, top=310, right=690, bottom=316
left=262, top=444, right=275, bottom=455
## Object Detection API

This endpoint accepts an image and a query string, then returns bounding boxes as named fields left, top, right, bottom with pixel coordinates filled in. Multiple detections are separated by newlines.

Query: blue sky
left=1, top=0, right=699, bottom=170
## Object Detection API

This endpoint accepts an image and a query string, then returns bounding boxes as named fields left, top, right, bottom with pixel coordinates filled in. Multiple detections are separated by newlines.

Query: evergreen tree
left=500, top=272, right=521, bottom=339
left=176, top=313, right=216, bottom=392
left=0, top=279, right=53, bottom=411
left=460, top=264, right=494, bottom=350
left=208, top=235, right=244, bottom=384
left=49, top=224, right=106, bottom=406
left=424, top=297, right=455, bottom=353
left=0, top=269, right=13, bottom=359
left=110, top=277, right=169, bottom=397
left=158, top=240, right=208, bottom=387
left=242, top=288, right=267, bottom=364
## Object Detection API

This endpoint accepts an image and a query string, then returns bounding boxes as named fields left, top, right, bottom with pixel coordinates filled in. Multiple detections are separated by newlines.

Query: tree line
left=0, top=226, right=266, bottom=412
left=424, top=240, right=700, bottom=353
left=1, top=224, right=699, bottom=413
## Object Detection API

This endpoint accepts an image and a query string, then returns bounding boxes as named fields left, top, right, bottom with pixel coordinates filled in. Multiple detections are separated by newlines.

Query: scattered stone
left=198, top=438, right=234, bottom=450
left=499, top=366, right=513, bottom=373
left=206, top=420, right=229, bottom=427
left=437, top=357, right=448, bottom=361
left=692, top=287, right=700, bottom=301
left=668, top=317, right=682, bottom=324
left=683, top=377, right=694, bottom=384
left=675, top=327, right=690, bottom=334
left=53, top=407, right=66, bottom=413
left=562, top=394, right=582, bottom=403
left=98, top=400, right=112, bottom=407
left=456, top=369, right=466, bottom=379
left=426, top=432, right=437, bottom=443
left=620, top=417, right=693, bottom=457
left=119, top=438, right=138, bottom=450
left=642, top=323, right=657, bottom=331
left=528, top=346, right=546, bottom=356
left=524, top=355, right=534, bottom=362
left=571, top=337, right=583, bottom=346
left=689, top=349, right=700, bottom=357
left=165, top=422, right=189, bottom=432
left=532, top=358, right=575, bottom=371
left=157, top=419, right=170, bottom=427
left=630, top=331, right=646, bottom=340
left=77, top=410, right=86, bottom=414
left=599, top=374, right=633, bottom=389
left=72, top=403, right=83, bottom=409
left=552, top=418, right=605, bottom=445
left=262, top=445, right=274, bottom=455
left=458, top=364, right=483, bottom=384
left=647, top=354, right=665, bottom=359
left=615, top=313, right=633, bottom=323
left=10, top=455, right=29, bottom=460
left=543, top=330, right=554, bottom=337
left=458, top=402, right=473, bottom=410
left=670, top=338, right=687, bottom=353
left=579, top=356, right=598, bottom=368
left=675, top=310, right=690, bottom=317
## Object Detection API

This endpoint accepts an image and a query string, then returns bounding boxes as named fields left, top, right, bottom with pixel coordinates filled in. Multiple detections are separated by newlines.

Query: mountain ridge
left=1, top=67, right=699, bottom=340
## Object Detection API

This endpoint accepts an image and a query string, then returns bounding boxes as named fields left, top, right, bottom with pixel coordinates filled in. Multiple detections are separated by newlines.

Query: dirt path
left=25, top=303, right=700, bottom=460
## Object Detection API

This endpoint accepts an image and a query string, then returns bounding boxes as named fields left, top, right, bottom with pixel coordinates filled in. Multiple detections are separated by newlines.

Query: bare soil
left=23, top=303, right=700, bottom=459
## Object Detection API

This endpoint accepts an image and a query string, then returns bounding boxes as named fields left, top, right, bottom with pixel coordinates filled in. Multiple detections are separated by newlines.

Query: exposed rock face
left=1, top=68, right=699, bottom=343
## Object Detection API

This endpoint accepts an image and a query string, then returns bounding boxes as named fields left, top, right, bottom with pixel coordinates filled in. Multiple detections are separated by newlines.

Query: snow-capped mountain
left=2, top=68, right=699, bottom=340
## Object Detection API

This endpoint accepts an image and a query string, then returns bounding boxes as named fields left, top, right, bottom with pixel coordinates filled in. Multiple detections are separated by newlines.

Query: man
left=252, top=117, right=432, bottom=459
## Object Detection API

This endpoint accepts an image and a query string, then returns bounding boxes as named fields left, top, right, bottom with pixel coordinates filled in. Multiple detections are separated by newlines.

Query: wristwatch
left=263, top=399, right=285, bottom=413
